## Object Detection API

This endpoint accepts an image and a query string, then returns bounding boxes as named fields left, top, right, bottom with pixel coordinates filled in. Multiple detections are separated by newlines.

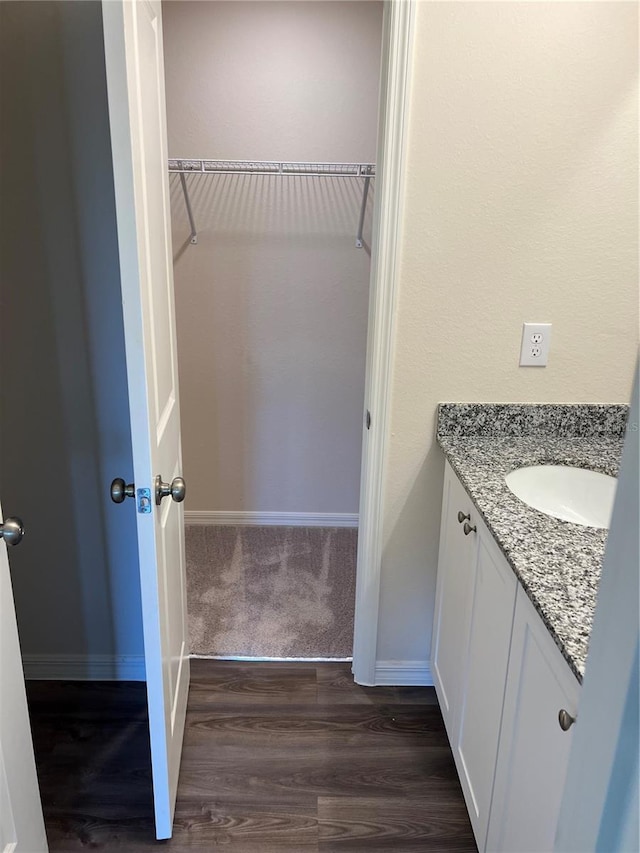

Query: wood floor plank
left=188, top=659, right=318, bottom=706
left=178, top=745, right=462, bottom=803
left=184, top=704, right=451, bottom=747
left=318, top=796, right=477, bottom=852
left=26, top=680, right=148, bottom=718
left=172, top=801, right=319, bottom=850
left=26, top=662, right=476, bottom=851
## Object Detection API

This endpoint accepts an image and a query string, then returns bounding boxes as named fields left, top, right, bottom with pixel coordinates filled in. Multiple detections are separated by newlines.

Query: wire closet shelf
left=169, top=158, right=376, bottom=246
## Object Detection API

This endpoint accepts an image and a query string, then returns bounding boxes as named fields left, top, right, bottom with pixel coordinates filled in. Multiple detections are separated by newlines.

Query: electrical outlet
left=520, top=323, right=551, bottom=367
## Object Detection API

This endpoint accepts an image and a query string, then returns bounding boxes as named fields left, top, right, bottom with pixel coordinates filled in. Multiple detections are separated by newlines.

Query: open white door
left=102, top=0, right=190, bottom=840
left=0, top=507, right=48, bottom=853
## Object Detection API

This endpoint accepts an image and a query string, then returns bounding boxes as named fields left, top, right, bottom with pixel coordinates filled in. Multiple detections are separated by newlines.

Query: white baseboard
left=20, top=654, right=431, bottom=686
left=22, top=654, right=146, bottom=681
left=184, top=510, right=359, bottom=528
left=373, top=660, right=434, bottom=687
left=191, top=654, right=353, bottom=662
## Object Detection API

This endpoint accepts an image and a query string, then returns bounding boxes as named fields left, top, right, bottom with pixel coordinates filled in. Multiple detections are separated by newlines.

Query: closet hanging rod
left=169, top=159, right=375, bottom=178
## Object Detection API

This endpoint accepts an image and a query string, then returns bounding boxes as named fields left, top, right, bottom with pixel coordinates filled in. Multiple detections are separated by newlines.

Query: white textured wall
left=162, top=1, right=383, bottom=512
left=0, top=1, right=143, bottom=663
left=377, top=1, right=639, bottom=664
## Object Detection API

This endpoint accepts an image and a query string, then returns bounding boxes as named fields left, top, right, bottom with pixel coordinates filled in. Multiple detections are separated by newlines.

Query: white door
left=102, top=0, right=190, bottom=840
left=0, top=508, right=48, bottom=853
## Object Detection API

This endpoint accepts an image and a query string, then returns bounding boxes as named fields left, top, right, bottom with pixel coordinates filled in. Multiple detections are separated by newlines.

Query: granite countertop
left=436, top=403, right=628, bottom=683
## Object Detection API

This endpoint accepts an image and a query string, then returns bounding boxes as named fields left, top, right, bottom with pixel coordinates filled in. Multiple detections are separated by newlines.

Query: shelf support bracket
left=355, top=169, right=372, bottom=249
left=179, top=171, right=198, bottom=245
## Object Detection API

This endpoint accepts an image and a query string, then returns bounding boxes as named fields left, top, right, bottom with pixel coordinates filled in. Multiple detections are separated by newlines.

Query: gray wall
left=0, top=1, right=144, bottom=671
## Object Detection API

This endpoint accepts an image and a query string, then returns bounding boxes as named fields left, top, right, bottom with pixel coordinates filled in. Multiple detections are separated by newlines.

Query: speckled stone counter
left=437, top=403, right=628, bottom=683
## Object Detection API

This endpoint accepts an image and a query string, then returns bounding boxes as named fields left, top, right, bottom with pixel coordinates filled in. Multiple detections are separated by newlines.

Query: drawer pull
left=457, top=511, right=470, bottom=523
left=463, top=522, right=477, bottom=536
left=558, top=709, right=576, bottom=731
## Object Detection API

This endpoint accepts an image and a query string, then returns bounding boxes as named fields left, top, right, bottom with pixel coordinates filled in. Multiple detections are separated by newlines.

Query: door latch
left=137, top=488, right=152, bottom=514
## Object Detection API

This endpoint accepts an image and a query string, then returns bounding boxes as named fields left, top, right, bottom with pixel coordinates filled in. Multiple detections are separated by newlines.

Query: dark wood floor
left=26, top=661, right=476, bottom=852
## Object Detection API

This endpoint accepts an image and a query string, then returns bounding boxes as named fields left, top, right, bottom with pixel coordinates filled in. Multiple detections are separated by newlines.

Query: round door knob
left=155, top=475, right=186, bottom=506
left=558, top=709, right=576, bottom=731
left=0, top=517, right=25, bottom=547
left=110, top=478, right=135, bottom=503
left=463, top=521, right=477, bottom=536
left=457, top=511, right=470, bottom=524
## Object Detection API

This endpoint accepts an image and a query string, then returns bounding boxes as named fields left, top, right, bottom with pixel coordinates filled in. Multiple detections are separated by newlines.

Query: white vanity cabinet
left=432, top=461, right=582, bottom=853
left=432, top=462, right=518, bottom=848
left=431, top=461, right=478, bottom=733
left=485, top=586, right=580, bottom=853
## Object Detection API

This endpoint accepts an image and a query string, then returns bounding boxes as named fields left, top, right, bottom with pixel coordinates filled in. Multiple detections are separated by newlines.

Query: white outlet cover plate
left=520, top=322, right=552, bottom=367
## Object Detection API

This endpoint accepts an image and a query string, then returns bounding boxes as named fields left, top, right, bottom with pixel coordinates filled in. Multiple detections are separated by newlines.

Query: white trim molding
left=21, top=654, right=146, bottom=681
left=184, top=511, right=358, bottom=528
left=373, top=660, right=433, bottom=687
left=352, top=0, right=416, bottom=686
left=191, top=654, right=353, bottom=663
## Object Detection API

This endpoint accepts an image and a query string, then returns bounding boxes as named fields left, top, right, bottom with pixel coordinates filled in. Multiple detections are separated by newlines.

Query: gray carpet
left=185, top=525, right=357, bottom=658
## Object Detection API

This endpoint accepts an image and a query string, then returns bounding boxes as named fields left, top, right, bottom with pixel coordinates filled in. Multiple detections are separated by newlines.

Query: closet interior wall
left=162, top=1, right=383, bottom=516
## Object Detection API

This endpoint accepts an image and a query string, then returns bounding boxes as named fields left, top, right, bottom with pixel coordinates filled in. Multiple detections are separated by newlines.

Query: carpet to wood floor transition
left=186, top=525, right=357, bottom=658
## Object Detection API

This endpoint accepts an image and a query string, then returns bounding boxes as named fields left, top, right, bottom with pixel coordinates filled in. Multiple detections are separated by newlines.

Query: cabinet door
left=486, top=586, right=581, bottom=853
left=453, top=522, right=517, bottom=849
left=432, top=463, right=477, bottom=735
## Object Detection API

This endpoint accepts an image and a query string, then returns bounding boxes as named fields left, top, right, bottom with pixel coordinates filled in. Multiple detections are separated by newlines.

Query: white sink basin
left=505, top=465, right=617, bottom=529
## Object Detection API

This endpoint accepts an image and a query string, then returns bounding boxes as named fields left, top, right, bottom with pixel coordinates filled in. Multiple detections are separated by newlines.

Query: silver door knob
left=110, top=478, right=135, bottom=503
left=463, top=522, right=477, bottom=536
left=558, top=709, right=576, bottom=731
left=155, top=475, right=186, bottom=506
left=458, top=511, right=470, bottom=523
left=1, top=517, right=25, bottom=547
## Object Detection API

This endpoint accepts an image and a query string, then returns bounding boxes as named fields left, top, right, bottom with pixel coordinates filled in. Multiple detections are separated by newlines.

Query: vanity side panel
left=431, top=462, right=476, bottom=736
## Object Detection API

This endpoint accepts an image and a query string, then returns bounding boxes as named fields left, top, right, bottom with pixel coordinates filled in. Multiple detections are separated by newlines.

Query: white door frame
left=352, top=0, right=416, bottom=686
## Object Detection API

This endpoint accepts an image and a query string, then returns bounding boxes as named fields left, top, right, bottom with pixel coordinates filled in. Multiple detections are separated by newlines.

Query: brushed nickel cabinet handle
left=458, top=511, right=470, bottom=524
left=463, top=522, right=477, bottom=536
